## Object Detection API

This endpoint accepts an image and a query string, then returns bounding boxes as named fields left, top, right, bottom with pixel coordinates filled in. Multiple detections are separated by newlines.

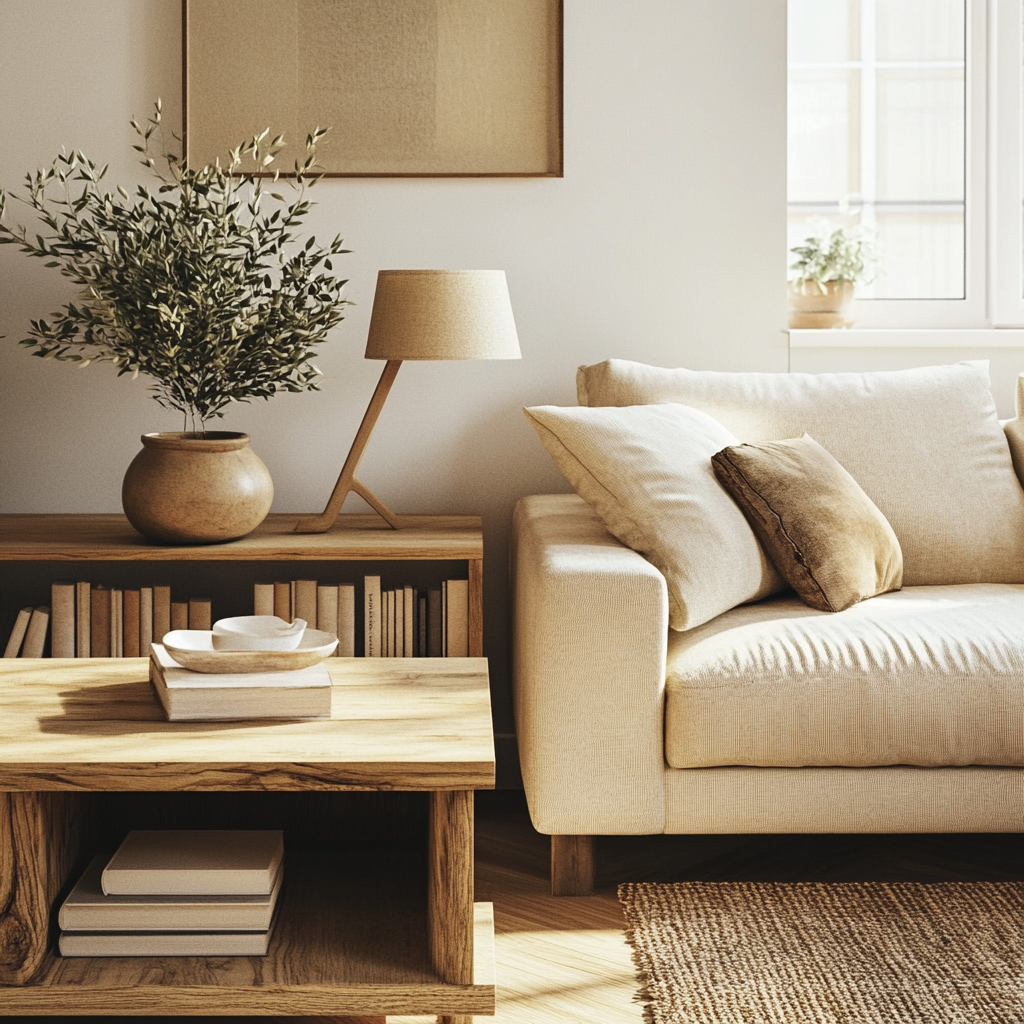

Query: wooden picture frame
left=183, top=0, right=563, bottom=178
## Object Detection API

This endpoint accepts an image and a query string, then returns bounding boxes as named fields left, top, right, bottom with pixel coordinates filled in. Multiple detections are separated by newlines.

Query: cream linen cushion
left=578, top=359, right=1024, bottom=585
left=523, top=404, right=782, bottom=631
left=664, top=583, right=1024, bottom=768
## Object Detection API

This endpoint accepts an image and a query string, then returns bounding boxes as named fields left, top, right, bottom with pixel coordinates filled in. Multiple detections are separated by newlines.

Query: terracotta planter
left=122, top=432, right=274, bottom=545
left=787, top=280, right=856, bottom=328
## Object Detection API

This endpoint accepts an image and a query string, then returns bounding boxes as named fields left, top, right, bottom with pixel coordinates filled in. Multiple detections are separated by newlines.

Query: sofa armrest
left=512, top=494, right=668, bottom=835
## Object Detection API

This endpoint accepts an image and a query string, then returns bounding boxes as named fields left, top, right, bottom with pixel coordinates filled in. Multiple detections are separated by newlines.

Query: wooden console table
left=0, top=657, right=496, bottom=1021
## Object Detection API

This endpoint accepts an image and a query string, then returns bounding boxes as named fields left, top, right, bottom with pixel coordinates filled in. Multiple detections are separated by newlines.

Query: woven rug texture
left=618, top=880, right=1024, bottom=1024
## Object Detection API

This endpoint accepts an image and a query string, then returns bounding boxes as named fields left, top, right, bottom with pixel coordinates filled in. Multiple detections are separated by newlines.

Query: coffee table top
left=0, top=658, right=495, bottom=792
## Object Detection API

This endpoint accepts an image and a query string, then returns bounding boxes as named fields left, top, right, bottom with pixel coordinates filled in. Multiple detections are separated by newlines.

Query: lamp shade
left=364, top=269, right=522, bottom=361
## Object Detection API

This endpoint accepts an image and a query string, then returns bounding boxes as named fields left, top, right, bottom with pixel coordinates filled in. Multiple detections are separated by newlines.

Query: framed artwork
left=183, top=0, right=563, bottom=177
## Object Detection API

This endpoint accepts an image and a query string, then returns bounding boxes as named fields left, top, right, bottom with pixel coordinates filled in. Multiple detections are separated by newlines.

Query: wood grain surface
left=0, top=848, right=495, bottom=1016
left=429, top=791, right=475, bottom=986
left=0, top=659, right=495, bottom=791
left=0, top=792, right=83, bottom=984
left=0, top=513, right=483, bottom=561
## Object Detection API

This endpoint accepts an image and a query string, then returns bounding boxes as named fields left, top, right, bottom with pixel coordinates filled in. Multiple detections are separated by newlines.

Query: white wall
left=0, top=0, right=788, bottom=782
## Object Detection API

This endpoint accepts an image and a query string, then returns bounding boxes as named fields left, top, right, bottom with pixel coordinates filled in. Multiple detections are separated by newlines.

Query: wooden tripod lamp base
left=293, top=270, right=521, bottom=535
left=293, top=360, right=403, bottom=534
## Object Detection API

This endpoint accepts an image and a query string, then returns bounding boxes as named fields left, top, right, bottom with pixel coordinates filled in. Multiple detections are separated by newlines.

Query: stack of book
left=58, top=830, right=284, bottom=957
left=2, top=581, right=213, bottom=659
left=149, top=644, right=332, bottom=721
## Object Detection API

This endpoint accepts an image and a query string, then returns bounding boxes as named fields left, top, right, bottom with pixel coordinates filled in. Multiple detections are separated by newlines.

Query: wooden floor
left=25, top=790, right=1024, bottom=1024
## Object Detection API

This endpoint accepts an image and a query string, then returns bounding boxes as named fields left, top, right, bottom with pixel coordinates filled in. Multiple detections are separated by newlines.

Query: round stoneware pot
left=787, top=279, right=856, bottom=329
left=122, top=432, right=274, bottom=545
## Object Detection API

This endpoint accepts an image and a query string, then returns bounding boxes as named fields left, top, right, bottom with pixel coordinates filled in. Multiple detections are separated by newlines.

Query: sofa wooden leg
left=551, top=834, right=595, bottom=896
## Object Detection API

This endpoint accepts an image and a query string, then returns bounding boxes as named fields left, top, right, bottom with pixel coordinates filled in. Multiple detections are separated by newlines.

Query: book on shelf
left=59, top=854, right=283, bottom=931
left=170, top=601, right=189, bottom=632
left=253, top=582, right=275, bottom=617
left=317, top=584, right=338, bottom=649
left=3, top=607, right=33, bottom=658
left=123, top=588, right=141, bottom=658
left=51, top=581, right=76, bottom=658
left=58, top=922, right=275, bottom=957
left=150, top=644, right=332, bottom=721
left=91, top=584, right=111, bottom=658
left=364, top=575, right=382, bottom=657
left=188, top=597, right=212, bottom=631
left=445, top=579, right=469, bottom=657
left=153, top=584, right=171, bottom=645
left=140, top=587, right=153, bottom=655
left=111, top=588, right=123, bottom=657
left=102, top=829, right=285, bottom=896
left=76, top=580, right=91, bottom=657
left=293, top=579, right=317, bottom=628
left=338, top=584, right=356, bottom=657
left=21, top=606, right=50, bottom=658
left=273, top=581, right=291, bottom=621
left=428, top=588, right=442, bottom=657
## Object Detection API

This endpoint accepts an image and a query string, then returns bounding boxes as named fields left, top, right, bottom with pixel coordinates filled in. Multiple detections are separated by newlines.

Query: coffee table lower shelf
left=0, top=847, right=496, bottom=1017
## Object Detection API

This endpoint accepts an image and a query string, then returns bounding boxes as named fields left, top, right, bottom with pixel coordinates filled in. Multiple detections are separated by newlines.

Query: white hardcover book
left=293, top=579, right=318, bottom=628
left=76, top=581, right=92, bottom=657
left=101, top=829, right=284, bottom=896
left=446, top=579, right=469, bottom=657
left=140, top=587, right=153, bottom=657
left=51, top=582, right=76, bottom=658
left=21, top=606, right=51, bottom=658
left=59, top=925, right=274, bottom=957
left=149, top=645, right=331, bottom=722
left=4, top=606, right=33, bottom=658
left=337, top=584, right=355, bottom=657
left=60, top=854, right=283, bottom=931
left=253, top=582, right=275, bottom=617
left=364, top=576, right=381, bottom=657
left=317, top=584, right=338, bottom=640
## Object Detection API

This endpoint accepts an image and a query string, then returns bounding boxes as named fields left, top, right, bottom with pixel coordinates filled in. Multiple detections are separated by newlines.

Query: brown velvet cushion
left=711, top=434, right=903, bottom=612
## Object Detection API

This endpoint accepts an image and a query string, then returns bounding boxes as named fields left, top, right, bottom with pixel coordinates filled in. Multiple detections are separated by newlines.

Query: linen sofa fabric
left=664, top=584, right=1024, bottom=769
left=512, top=494, right=669, bottom=835
left=711, top=435, right=903, bottom=612
left=577, top=359, right=1024, bottom=586
left=523, top=404, right=782, bottom=631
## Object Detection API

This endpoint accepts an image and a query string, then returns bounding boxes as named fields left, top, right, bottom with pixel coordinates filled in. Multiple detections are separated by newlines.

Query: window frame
left=789, top=0, right=1008, bottom=330
left=990, top=0, right=1024, bottom=326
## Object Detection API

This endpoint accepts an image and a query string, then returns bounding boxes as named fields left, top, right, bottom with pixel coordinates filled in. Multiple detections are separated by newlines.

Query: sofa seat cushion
left=665, top=584, right=1024, bottom=768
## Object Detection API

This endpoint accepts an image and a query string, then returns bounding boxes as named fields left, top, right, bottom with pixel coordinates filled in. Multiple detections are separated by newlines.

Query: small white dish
left=162, top=629, right=337, bottom=673
left=212, top=615, right=307, bottom=652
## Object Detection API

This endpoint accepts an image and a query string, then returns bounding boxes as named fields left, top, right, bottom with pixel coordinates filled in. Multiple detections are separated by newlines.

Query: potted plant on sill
left=788, top=223, right=880, bottom=329
left=0, top=101, right=351, bottom=545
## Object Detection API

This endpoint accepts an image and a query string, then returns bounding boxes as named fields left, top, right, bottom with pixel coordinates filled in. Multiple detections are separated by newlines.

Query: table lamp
left=294, top=269, right=522, bottom=533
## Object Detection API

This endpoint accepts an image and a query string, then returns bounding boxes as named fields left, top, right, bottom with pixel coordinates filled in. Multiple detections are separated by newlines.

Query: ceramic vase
left=787, top=280, right=856, bottom=329
left=122, top=432, right=273, bottom=545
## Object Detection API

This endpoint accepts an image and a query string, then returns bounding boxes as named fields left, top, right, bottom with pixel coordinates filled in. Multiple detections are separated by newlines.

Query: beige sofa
left=513, top=360, right=1024, bottom=894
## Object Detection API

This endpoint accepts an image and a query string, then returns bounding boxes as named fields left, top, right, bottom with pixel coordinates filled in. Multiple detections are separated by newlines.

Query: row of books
left=3, top=583, right=212, bottom=659
left=59, top=830, right=283, bottom=957
left=3, top=575, right=472, bottom=659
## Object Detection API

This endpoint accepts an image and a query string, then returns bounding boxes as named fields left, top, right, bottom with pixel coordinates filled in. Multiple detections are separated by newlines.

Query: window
left=788, top=0, right=1024, bottom=329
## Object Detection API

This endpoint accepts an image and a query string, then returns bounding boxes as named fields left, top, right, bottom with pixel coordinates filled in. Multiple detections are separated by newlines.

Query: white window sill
left=787, top=328, right=1024, bottom=348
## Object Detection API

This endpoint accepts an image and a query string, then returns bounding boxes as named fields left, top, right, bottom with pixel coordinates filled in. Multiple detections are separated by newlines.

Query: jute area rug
left=619, top=881, right=1024, bottom=1024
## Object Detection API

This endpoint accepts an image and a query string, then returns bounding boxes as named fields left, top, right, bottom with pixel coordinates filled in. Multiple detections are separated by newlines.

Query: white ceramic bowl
left=162, top=628, right=338, bottom=673
left=211, top=615, right=307, bottom=651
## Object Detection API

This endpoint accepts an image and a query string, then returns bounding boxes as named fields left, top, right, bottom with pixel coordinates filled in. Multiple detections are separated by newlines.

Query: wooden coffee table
left=0, top=656, right=496, bottom=1022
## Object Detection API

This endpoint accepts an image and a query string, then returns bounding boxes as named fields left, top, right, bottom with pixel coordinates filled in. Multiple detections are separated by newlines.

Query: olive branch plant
left=0, top=100, right=351, bottom=431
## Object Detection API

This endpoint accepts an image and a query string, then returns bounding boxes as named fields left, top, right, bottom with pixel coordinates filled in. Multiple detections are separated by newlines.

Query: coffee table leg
left=429, top=789, right=474, bottom=1024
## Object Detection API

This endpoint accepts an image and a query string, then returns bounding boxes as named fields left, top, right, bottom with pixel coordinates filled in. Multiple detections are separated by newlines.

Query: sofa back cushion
left=577, top=359, right=1024, bottom=586
left=524, top=403, right=783, bottom=630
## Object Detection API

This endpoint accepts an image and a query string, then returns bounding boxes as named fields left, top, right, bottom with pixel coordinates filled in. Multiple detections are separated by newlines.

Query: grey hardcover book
left=102, top=829, right=284, bottom=896
left=60, top=854, right=283, bottom=931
